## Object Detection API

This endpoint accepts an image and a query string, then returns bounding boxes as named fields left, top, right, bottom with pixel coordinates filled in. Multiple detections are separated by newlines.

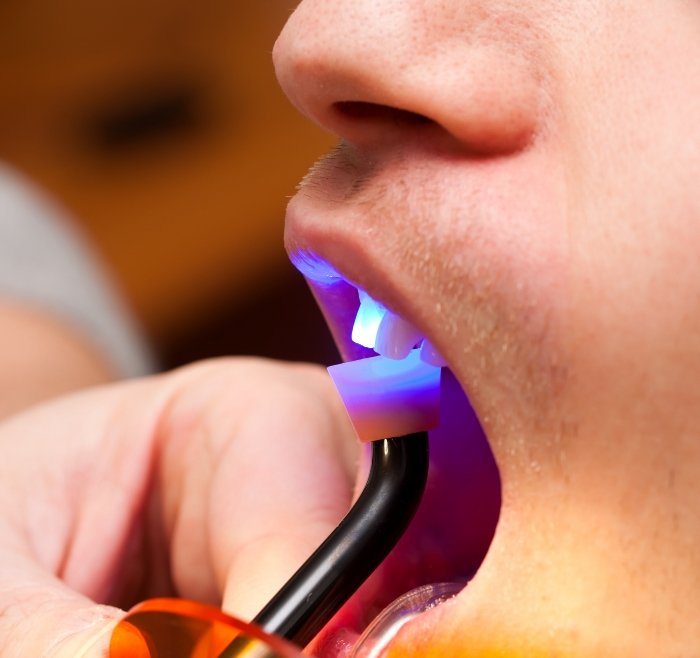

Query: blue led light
left=351, top=290, right=387, bottom=349
left=289, top=253, right=391, bottom=352
left=327, top=349, right=442, bottom=442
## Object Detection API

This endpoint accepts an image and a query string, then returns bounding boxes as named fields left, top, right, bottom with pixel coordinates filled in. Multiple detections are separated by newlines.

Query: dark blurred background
left=0, top=0, right=340, bottom=369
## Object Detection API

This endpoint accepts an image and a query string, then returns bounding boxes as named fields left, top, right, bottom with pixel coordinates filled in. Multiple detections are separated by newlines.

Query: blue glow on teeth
left=351, top=289, right=387, bottom=349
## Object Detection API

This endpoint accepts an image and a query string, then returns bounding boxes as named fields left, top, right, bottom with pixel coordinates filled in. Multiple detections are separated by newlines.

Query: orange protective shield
left=110, top=598, right=303, bottom=658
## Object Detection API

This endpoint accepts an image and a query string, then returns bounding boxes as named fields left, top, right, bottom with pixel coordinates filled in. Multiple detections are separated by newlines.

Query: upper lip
left=283, top=147, right=448, bottom=366
left=288, top=249, right=432, bottom=366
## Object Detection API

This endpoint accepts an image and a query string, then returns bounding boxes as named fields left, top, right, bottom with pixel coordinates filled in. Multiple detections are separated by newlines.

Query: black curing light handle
left=219, top=431, right=429, bottom=656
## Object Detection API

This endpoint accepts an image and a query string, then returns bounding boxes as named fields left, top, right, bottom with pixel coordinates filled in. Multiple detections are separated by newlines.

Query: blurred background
left=0, top=0, right=340, bottom=369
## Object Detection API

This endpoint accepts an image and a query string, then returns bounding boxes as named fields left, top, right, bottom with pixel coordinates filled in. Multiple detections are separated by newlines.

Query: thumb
left=51, top=611, right=118, bottom=658
left=194, top=367, right=361, bottom=622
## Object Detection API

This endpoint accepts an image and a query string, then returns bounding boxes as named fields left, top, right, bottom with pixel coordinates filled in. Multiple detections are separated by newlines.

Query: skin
left=273, top=0, right=700, bottom=654
left=0, top=305, right=116, bottom=418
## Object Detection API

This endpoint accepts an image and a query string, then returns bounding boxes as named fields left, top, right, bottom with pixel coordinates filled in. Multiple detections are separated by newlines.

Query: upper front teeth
left=351, top=290, right=387, bottom=349
left=419, top=338, right=447, bottom=367
left=375, top=311, right=424, bottom=359
left=351, top=289, right=447, bottom=366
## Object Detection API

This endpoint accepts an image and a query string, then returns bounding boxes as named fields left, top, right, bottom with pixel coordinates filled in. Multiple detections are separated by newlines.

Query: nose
left=273, top=0, right=547, bottom=154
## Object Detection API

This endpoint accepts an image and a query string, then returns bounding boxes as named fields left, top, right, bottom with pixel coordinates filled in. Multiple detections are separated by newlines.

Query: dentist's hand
left=0, top=358, right=358, bottom=658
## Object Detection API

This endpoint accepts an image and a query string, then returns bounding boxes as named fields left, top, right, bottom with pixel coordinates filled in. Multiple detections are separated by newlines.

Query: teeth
left=419, top=338, right=448, bottom=367
left=351, top=290, right=387, bottom=349
left=374, top=311, right=423, bottom=360
left=351, top=289, right=446, bottom=367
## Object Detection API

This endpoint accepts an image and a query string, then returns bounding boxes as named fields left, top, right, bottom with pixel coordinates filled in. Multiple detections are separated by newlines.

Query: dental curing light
left=220, top=296, right=441, bottom=655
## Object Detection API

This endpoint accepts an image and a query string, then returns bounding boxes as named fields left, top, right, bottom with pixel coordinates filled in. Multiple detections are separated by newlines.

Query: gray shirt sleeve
left=0, top=164, right=155, bottom=377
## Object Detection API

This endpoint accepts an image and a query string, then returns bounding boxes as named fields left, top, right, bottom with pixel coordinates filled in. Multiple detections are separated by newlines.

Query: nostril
left=334, top=101, right=433, bottom=127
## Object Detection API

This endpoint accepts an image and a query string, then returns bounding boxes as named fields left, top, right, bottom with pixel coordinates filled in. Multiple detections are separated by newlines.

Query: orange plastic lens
left=110, top=598, right=303, bottom=658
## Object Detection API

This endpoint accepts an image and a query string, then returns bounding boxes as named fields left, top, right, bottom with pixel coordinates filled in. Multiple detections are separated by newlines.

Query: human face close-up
left=274, top=0, right=700, bottom=655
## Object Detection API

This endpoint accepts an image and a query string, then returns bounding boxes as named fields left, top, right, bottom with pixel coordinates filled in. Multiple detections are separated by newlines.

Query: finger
left=155, top=359, right=359, bottom=621
left=0, top=379, right=169, bottom=658
left=0, top=546, right=121, bottom=658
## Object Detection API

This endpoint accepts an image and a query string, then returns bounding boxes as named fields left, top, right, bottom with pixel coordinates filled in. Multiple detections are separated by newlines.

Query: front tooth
left=352, top=290, right=387, bottom=349
left=374, top=311, right=424, bottom=359
left=420, top=338, right=448, bottom=367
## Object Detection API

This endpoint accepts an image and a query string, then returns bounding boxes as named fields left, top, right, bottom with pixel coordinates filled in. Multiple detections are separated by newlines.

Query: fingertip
left=49, top=605, right=121, bottom=658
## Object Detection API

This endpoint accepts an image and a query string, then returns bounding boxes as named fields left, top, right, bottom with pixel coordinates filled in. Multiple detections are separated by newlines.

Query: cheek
left=384, top=148, right=572, bottom=426
left=557, top=0, right=700, bottom=396
left=564, top=124, right=700, bottom=432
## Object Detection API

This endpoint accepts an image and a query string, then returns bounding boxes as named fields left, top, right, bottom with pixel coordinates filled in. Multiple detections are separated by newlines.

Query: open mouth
left=291, top=251, right=502, bottom=657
